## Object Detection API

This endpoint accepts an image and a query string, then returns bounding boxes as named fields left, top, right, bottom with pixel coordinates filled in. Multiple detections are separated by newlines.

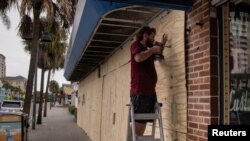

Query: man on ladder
left=129, top=26, right=167, bottom=140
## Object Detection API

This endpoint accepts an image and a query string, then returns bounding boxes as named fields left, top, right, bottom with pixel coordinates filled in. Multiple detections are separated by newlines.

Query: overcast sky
left=0, top=8, right=70, bottom=90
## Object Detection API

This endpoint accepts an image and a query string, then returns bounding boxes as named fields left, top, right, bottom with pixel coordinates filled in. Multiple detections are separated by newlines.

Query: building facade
left=3, top=75, right=27, bottom=93
left=64, top=0, right=250, bottom=141
left=62, top=84, right=73, bottom=106
left=0, top=54, right=6, bottom=78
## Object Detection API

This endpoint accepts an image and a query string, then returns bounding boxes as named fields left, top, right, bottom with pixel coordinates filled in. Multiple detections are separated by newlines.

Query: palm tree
left=21, top=17, right=68, bottom=123
left=49, top=80, right=59, bottom=106
left=43, top=36, right=67, bottom=117
left=18, top=0, right=77, bottom=115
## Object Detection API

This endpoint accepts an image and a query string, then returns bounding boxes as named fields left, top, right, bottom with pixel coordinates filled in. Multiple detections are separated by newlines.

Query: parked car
left=0, top=100, right=23, bottom=113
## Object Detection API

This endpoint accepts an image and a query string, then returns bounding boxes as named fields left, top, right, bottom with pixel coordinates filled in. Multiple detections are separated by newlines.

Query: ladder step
left=137, top=136, right=161, bottom=141
left=134, top=113, right=158, bottom=120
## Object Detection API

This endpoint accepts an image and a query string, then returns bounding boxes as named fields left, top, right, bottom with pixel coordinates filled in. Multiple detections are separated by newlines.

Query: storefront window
left=229, top=2, right=250, bottom=124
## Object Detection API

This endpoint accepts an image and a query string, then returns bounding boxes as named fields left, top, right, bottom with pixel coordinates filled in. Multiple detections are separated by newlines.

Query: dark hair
left=136, top=26, right=156, bottom=41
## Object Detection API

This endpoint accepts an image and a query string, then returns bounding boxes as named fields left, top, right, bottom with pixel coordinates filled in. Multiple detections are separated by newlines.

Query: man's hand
left=161, top=34, right=168, bottom=45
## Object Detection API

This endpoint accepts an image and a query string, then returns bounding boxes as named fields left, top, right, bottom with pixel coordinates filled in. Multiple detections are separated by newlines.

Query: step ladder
left=126, top=102, right=164, bottom=141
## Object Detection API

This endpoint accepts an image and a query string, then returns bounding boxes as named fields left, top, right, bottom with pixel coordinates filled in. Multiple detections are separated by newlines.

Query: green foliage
left=2, top=81, right=24, bottom=94
left=49, top=80, right=59, bottom=93
left=68, top=105, right=77, bottom=115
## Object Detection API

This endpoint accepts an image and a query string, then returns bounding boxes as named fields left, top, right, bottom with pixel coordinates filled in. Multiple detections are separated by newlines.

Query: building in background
left=0, top=54, right=6, bottom=78
left=71, top=82, right=78, bottom=108
left=62, top=84, right=73, bottom=106
left=2, top=75, right=27, bottom=92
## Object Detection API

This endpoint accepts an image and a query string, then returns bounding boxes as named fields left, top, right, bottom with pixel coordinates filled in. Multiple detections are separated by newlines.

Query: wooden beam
left=95, top=32, right=130, bottom=37
left=100, top=23, right=139, bottom=28
left=103, top=17, right=144, bottom=24
left=92, top=39, right=123, bottom=44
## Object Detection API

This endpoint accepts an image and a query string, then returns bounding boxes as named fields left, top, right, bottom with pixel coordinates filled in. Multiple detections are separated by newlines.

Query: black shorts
left=130, top=94, right=157, bottom=124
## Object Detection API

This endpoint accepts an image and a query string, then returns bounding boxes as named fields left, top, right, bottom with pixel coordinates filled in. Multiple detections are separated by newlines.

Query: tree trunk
left=43, top=69, right=51, bottom=117
left=23, top=9, right=40, bottom=115
left=37, top=68, right=45, bottom=124
left=32, top=67, right=38, bottom=129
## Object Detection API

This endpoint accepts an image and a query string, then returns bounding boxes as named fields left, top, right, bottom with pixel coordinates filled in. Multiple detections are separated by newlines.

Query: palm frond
left=0, top=0, right=17, bottom=13
left=19, top=0, right=32, bottom=16
left=0, top=12, right=10, bottom=29
left=22, top=40, right=32, bottom=53
left=18, top=15, right=33, bottom=39
left=41, top=0, right=54, bottom=22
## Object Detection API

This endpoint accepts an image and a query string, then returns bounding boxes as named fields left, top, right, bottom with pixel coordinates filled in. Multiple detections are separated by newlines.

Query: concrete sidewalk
left=29, top=105, right=91, bottom=141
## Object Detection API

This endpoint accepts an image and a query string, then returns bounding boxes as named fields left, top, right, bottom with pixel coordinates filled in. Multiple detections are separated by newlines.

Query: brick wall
left=186, top=0, right=219, bottom=140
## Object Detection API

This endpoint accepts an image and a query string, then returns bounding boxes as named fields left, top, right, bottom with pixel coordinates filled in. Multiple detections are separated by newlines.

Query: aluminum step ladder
left=127, top=102, right=164, bottom=141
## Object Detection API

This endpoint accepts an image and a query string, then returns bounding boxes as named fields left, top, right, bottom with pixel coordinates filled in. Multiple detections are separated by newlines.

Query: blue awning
left=64, top=0, right=193, bottom=81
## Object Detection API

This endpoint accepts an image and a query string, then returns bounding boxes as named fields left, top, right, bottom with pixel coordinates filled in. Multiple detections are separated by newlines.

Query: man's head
left=136, top=26, right=156, bottom=47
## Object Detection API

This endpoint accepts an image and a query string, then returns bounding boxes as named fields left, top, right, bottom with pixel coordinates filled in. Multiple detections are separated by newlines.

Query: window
left=228, top=2, right=250, bottom=124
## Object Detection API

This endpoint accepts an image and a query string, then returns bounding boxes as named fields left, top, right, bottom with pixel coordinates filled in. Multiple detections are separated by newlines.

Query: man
left=130, top=26, right=167, bottom=136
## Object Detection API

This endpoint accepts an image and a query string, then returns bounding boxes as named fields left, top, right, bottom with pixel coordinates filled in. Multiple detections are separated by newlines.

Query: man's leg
left=135, top=122, right=146, bottom=136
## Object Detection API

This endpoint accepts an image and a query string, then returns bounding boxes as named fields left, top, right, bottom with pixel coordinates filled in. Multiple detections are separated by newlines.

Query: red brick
left=199, top=111, right=210, bottom=116
left=194, top=40, right=202, bottom=46
left=204, top=118, right=210, bottom=124
left=198, top=137, right=207, bottom=141
left=192, top=116, right=204, bottom=123
left=187, top=54, right=194, bottom=61
left=200, top=84, right=210, bottom=90
left=188, top=80, right=194, bottom=85
left=194, top=65, right=203, bottom=71
left=188, top=128, right=194, bottom=134
left=194, top=52, right=204, bottom=59
left=203, top=63, right=209, bottom=69
left=199, top=70, right=210, bottom=77
left=204, top=105, right=210, bottom=110
left=189, top=110, right=199, bottom=116
left=194, top=104, right=204, bottom=110
left=189, top=97, right=198, bottom=103
left=193, top=0, right=202, bottom=9
left=188, top=92, right=193, bottom=96
left=199, top=43, right=209, bottom=52
left=200, top=98, right=210, bottom=103
left=189, top=72, right=199, bottom=79
left=189, top=60, right=199, bottom=66
left=199, top=124, right=208, bottom=130
left=204, top=131, right=208, bottom=137
left=189, top=122, right=198, bottom=128
left=199, top=57, right=210, bottom=64
left=199, top=30, right=210, bottom=38
left=190, top=85, right=199, bottom=90
left=188, top=134, right=198, bottom=141
left=196, top=130, right=205, bottom=137
left=194, top=78, right=203, bottom=84
left=188, top=104, right=194, bottom=109
left=203, top=77, right=210, bottom=83
left=188, top=67, right=194, bottom=73
left=203, top=9, right=210, bottom=18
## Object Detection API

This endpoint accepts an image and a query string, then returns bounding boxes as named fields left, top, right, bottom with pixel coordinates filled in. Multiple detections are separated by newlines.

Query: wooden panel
left=145, top=10, right=187, bottom=140
left=78, top=70, right=103, bottom=141
left=0, top=115, right=21, bottom=122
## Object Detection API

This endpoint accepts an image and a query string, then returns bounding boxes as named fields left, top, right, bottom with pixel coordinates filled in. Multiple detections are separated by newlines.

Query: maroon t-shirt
left=130, top=41, right=157, bottom=96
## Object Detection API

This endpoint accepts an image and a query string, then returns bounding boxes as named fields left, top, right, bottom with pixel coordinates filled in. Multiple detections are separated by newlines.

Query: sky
left=0, top=8, right=70, bottom=90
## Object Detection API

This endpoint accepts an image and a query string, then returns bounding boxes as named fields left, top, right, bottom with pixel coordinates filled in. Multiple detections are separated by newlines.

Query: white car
left=0, top=100, right=23, bottom=113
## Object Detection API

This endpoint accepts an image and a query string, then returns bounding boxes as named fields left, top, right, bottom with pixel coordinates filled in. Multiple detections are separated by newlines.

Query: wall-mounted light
left=196, top=20, right=204, bottom=27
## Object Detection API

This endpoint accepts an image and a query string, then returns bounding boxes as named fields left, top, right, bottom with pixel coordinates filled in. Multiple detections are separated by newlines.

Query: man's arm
left=134, top=46, right=161, bottom=62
